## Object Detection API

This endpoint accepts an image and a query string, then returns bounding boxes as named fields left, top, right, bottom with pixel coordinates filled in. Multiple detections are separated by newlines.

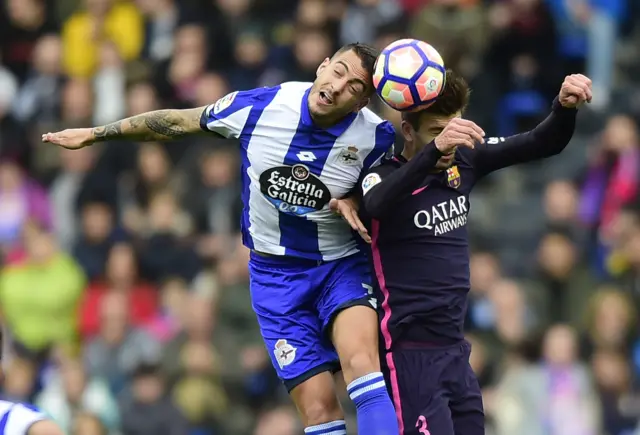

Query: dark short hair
left=402, top=69, right=471, bottom=131
left=334, top=42, right=380, bottom=94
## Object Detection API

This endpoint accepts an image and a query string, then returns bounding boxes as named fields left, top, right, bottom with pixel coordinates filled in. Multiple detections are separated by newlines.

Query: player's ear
left=401, top=120, right=416, bottom=143
left=316, top=58, right=331, bottom=78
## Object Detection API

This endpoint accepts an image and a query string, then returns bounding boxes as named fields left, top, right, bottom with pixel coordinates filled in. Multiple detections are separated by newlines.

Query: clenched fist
left=559, top=74, right=592, bottom=108
left=434, top=118, right=485, bottom=155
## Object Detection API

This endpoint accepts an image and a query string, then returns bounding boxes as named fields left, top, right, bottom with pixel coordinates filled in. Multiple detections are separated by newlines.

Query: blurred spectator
left=494, top=325, right=601, bottom=435
left=12, top=35, right=64, bottom=126
left=72, top=201, right=125, bottom=280
left=488, top=279, right=533, bottom=349
left=119, top=363, right=189, bottom=435
left=71, top=412, right=109, bottom=435
left=466, top=251, right=502, bottom=332
left=80, top=242, right=158, bottom=339
left=543, top=179, right=580, bottom=232
left=36, top=359, right=120, bottom=434
left=579, top=114, right=640, bottom=275
left=592, top=349, right=640, bottom=435
left=0, top=224, right=84, bottom=360
left=252, top=405, right=299, bottom=435
left=145, top=276, right=188, bottom=343
left=581, top=288, right=637, bottom=359
left=121, top=142, right=179, bottom=230
left=0, top=357, right=37, bottom=402
left=83, top=291, right=161, bottom=394
left=534, top=231, right=597, bottom=326
left=93, top=41, right=127, bottom=126
left=0, top=0, right=58, bottom=82
left=184, top=146, right=240, bottom=260
left=0, top=160, right=51, bottom=252
left=62, top=0, right=143, bottom=78
left=138, top=191, right=200, bottom=283
left=340, top=0, right=403, bottom=49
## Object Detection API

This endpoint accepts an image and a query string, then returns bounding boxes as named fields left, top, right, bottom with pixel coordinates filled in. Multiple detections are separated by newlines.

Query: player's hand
left=329, top=197, right=371, bottom=244
left=559, top=74, right=592, bottom=108
left=434, top=118, right=485, bottom=154
left=42, top=128, right=94, bottom=149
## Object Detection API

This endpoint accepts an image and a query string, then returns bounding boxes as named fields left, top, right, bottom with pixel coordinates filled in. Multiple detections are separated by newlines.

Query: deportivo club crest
left=446, top=166, right=461, bottom=188
left=338, top=146, right=360, bottom=166
left=274, top=339, right=297, bottom=369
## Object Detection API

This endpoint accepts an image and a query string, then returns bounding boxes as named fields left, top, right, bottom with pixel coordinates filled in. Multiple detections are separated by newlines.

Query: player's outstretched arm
left=42, top=106, right=208, bottom=149
left=474, top=74, right=592, bottom=177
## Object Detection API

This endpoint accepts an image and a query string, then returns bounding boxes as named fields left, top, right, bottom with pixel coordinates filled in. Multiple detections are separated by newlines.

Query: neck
left=401, top=148, right=415, bottom=161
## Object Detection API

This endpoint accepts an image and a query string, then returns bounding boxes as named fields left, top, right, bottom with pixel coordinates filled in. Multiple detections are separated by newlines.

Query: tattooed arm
left=42, top=106, right=208, bottom=149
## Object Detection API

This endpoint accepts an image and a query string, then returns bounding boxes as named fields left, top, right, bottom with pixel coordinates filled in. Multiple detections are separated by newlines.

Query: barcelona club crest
left=446, top=166, right=461, bottom=188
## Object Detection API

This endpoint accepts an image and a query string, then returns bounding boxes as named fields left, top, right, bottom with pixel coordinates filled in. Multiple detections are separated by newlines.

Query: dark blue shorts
left=249, top=252, right=374, bottom=391
left=382, top=341, right=484, bottom=435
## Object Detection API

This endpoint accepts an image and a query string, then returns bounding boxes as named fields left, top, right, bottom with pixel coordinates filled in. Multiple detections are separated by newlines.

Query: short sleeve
left=362, top=121, right=396, bottom=171
left=361, top=162, right=397, bottom=197
left=200, top=89, right=260, bottom=139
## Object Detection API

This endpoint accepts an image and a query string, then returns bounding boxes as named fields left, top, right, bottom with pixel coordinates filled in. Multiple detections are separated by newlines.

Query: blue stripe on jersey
left=199, top=88, right=260, bottom=132
left=279, top=88, right=358, bottom=257
left=362, top=121, right=395, bottom=170
left=238, top=86, right=282, bottom=250
left=0, top=405, right=13, bottom=435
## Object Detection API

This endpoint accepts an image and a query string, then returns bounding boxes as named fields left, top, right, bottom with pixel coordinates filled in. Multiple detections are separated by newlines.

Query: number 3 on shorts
left=416, top=415, right=430, bottom=435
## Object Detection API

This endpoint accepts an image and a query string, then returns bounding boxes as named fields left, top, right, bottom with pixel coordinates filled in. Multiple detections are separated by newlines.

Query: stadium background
left=0, top=0, right=639, bottom=434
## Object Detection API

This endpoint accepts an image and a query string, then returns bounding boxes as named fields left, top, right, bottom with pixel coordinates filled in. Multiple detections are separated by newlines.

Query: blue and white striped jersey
left=200, top=81, right=395, bottom=261
left=0, top=401, right=46, bottom=435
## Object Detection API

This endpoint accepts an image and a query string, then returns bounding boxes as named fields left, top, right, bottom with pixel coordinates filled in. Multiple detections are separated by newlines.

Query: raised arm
left=473, top=74, right=592, bottom=178
left=42, top=107, right=207, bottom=149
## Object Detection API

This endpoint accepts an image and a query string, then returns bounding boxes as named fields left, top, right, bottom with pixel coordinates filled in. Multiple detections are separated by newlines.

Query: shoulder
left=279, top=81, right=313, bottom=94
left=361, top=157, right=399, bottom=193
left=354, top=109, right=396, bottom=143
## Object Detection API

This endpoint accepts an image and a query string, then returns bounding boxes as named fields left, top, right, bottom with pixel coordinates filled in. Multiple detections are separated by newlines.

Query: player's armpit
left=473, top=97, right=577, bottom=178
left=93, top=107, right=208, bottom=142
left=361, top=142, right=443, bottom=219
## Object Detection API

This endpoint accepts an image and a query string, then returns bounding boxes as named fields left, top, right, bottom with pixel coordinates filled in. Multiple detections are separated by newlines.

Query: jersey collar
left=301, top=88, right=358, bottom=137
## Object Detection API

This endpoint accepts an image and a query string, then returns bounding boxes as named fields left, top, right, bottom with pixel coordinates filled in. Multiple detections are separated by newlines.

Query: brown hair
left=402, top=69, right=471, bottom=131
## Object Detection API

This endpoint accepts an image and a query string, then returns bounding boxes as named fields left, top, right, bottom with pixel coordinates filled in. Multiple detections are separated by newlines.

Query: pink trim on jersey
left=412, top=185, right=428, bottom=195
left=371, top=220, right=405, bottom=433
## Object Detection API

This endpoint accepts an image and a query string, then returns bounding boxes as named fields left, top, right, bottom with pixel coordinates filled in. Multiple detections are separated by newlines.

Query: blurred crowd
left=0, top=0, right=639, bottom=434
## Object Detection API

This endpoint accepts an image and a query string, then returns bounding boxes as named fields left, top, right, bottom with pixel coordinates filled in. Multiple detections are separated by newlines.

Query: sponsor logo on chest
left=259, top=164, right=331, bottom=216
left=413, top=195, right=469, bottom=235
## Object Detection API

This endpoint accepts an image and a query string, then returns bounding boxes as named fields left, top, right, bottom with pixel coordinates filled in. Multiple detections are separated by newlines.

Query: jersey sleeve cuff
left=551, top=96, right=578, bottom=114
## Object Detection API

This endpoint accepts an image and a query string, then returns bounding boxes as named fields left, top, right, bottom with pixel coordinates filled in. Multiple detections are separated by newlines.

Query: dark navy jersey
left=360, top=97, right=577, bottom=349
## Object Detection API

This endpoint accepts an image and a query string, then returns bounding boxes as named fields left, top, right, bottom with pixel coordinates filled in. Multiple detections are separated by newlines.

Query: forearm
left=475, top=97, right=577, bottom=175
left=92, top=107, right=206, bottom=142
left=363, top=142, right=443, bottom=218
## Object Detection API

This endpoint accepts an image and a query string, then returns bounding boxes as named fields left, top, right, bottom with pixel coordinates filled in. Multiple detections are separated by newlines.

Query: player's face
left=403, top=112, right=461, bottom=170
left=309, top=50, right=371, bottom=126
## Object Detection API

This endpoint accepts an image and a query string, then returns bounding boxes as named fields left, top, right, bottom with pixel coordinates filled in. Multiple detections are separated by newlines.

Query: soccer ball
left=373, top=39, right=446, bottom=112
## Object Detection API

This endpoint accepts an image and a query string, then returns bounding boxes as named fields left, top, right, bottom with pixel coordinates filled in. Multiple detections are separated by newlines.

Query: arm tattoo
left=93, top=122, right=123, bottom=141
left=144, top=112, right=187, bottom=138
left=90, top=108, right=205, bottom=142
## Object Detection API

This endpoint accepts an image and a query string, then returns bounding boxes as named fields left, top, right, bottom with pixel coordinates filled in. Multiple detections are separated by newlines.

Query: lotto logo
left=296, top=151, right=316, bottom=162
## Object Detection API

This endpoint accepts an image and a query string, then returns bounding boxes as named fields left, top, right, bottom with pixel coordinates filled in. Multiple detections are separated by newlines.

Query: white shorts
left=0, top=401, right=47, bottom=435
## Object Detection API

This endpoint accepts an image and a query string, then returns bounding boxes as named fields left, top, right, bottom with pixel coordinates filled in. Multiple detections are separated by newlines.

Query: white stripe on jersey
left=202, top=81, right=395, bottom=261
left=0, top=401, right=46, bottom=435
